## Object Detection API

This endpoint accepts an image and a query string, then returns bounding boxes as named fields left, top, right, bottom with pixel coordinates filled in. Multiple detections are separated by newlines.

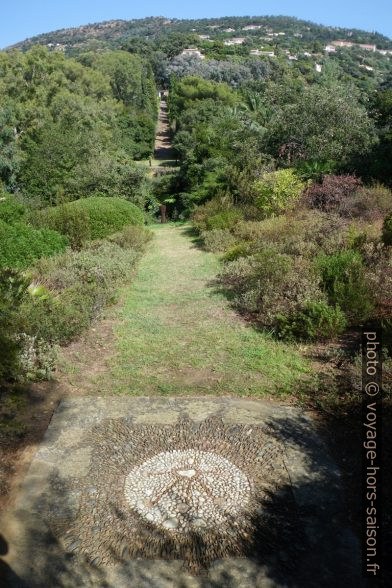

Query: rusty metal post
left=159, top=204, right=167, bottom=223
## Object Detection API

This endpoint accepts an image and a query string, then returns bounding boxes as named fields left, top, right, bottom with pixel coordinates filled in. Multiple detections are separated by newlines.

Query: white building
left=243, top=25, right=262, bottom=31
left=315, top=64, right=323, bottom=72
left=324, top=44, right=337, bottom=53
left=331, top=40, right=377, bottom=52
left=180, top=48, right=205, bottom=59
left=224, top=37, right=246, bottom=46
left=250, top=49, right=275, bottom=57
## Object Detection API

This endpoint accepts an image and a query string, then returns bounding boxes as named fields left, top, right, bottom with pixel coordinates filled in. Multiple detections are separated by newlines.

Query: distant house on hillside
left=224, top=37, right=246, bottom=46
left=358, top=43, right=377, bottom=51
left=315, top=64, right=323, bottom=72
left=180, top=48, right=205, bottom=59
left=332, top=40, right=354, bottom=48
left=243, top=25, right=262, bottom=31
left=324, top=44, right=337, bottom=53
left=198, top=35, right=211, bottom=41
left=223, top=28, right=235, bottom=33
left=250, top=49, right=275, bottom=57
left=331, top=40, right=376, bottom=52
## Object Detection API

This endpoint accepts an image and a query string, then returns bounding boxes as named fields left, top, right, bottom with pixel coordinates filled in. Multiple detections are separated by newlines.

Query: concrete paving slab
left=0, top=397, right=363, bottom=587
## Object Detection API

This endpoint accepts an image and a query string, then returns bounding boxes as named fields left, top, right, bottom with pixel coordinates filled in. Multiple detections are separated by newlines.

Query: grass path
left=107, top=224, right=311, bottom=396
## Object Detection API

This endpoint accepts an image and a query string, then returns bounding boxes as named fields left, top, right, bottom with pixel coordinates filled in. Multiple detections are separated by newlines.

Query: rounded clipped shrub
left=382, top=211, right=392, bottom=246
left=34, top=204, right=91, bottom=249
left=0, top=194, right=26, bottom=225
left=277, top=301, right=347, bottom=342
left=34, top=197, right=144, bottom=245
left=0, top=220, right=68, bottom=270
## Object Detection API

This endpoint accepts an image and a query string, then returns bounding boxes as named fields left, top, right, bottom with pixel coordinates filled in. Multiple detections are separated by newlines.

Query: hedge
left=0, top=220, right=68, bottom=270
left=34, top=197, right=144, bottom=245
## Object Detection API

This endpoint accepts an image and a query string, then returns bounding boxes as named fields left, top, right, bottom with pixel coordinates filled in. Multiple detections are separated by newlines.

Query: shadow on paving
left=0, top=409, right=366, bottom=588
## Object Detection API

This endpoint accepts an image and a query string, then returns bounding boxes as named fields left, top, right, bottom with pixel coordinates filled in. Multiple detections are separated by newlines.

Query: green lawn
left=108, top=224, right=312, bottom=396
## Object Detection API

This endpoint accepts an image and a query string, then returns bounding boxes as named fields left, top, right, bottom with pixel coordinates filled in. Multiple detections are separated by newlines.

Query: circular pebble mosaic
left=47, top=416, right=290, bottom=572
left=124, top=449, right=251, bottom=532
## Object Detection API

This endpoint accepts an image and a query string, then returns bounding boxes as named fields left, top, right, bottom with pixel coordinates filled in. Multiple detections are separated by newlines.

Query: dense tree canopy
left=0, top=47, right=157, bottom=204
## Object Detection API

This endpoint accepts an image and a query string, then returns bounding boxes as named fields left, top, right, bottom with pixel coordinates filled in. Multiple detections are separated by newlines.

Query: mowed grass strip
left=109, top=224, right=312, bottom=396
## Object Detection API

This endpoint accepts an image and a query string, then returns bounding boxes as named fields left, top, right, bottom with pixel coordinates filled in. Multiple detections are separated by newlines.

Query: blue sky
left=1, top=0, right=391, bottom=48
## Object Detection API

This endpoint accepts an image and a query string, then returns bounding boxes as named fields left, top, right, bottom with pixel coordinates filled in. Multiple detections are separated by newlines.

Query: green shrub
left=253, top=169, right=305, bottom=217
left=206, top=209, right=243, bottom=231
left=345, top=184, right=392, bottom=221
left=231, top=211, right=349, bottom=258
left=19, top=283, right=113, bottom=345
left=316, top=250, right=374, bottom=323
left=202, top=229, right=237, bottom=253
left=277, top=302, right=347, bottom=341
left=0, top=220, right=68, bottom=270
left=0, top=194, right=25, bottom=224
left=24, top=240, right=141, bottom=345
left=108, top=225, right=153, bottom=252
left=219, top=247, right=324, bottom=326
left=382, top=211, right=392, bottom=246
left=0, top=269, right=30, bottom=380
left=222, top=242, right=250, bottom=262
left=34, top=197, right=144, bottom=244
left=33, top=241, right=139, bottom=292
left=192, top=195, right=234, bottom=232
left=33, top=204, right=91, bottom=249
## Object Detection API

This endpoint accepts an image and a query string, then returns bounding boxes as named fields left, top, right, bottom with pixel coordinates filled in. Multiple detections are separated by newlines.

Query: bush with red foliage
left=304, top=175, right=362, bottom=214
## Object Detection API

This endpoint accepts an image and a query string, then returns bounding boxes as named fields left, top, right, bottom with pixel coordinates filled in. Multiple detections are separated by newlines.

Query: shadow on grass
left=180, top=225, right=205, bottom=249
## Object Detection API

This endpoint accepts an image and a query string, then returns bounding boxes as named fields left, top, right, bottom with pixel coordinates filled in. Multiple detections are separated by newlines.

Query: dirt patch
left=0, top=381, right=61, bottom=515
left=55, top=312, right=119, bottom=396
left=0, top=307, right=120, bottom=517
